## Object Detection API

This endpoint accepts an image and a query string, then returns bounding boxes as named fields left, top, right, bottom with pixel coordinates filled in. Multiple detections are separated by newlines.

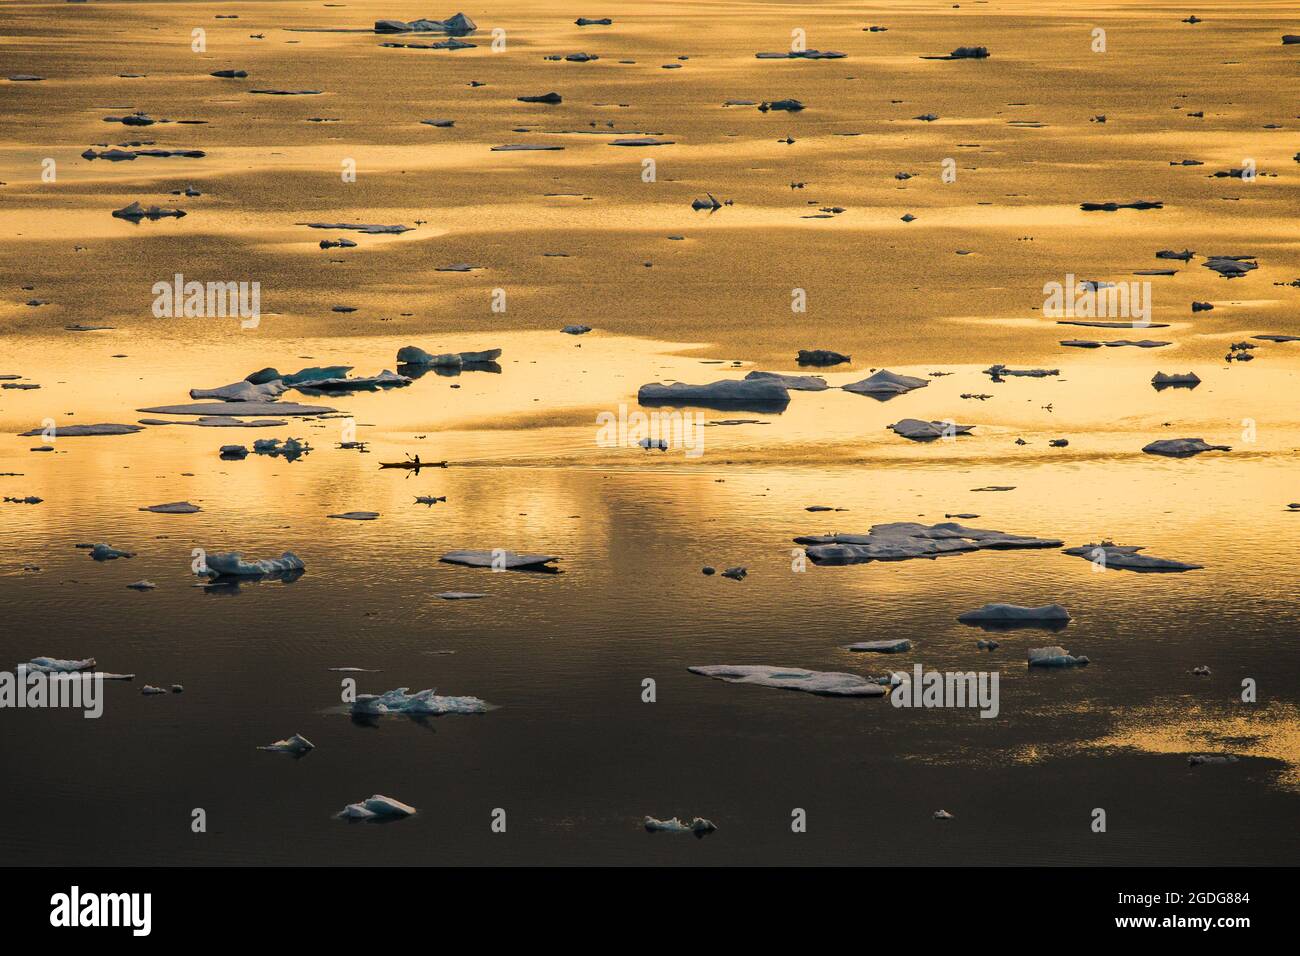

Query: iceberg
left=743, top=371, right=829, bottom=391
left=190, top=380, right=287, bottom=402
left=351, top=687, right=489, bottom=715
left=795, top=522, right=1062, bottom=565
left=200, top=551, right=304, bottom=577
left=338, top=794, right=418, bottom=821
left=1142, top=438, right=1231, bottom=457
left=842, top=369, right=929, bottom=398
left=637, top=379, right=790, bottom=410
left=396, top=346, right=502, bottom=367
left=888, top=419, right=974, bottom=441
left=1027, top=645, right=1090, bottom=668
left=439, top=549, right=559, bottom=571
left=1062, top=542, right=1201, bottom=572
left=846, top=638, right=912, bottom=653
left=374, top=13, right=476, bottom=35
left=687, top=664, right=888, bottom=697
left=644, top=816, right=717, bottom=835
left=258, top=734, right=314, bottom=755
left=957, top=603, right=1070, bottom=628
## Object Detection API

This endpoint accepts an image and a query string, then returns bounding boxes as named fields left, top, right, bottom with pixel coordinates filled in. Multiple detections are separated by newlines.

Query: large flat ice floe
left=439, top=549, right=559, bottom=571
left=842, top=369, right=929, bottom=398
left=19, top=423, right=143, bottom=437
left=351, top=687, right=489, bottom=715
left=1062, top=542, right=1202, bottom=572
left=1142, top=438, right=1231, bottom=457
left=888, top=418, right=974, bottom=441
left=200, top=550, right=304, bottom=577
left=139, top=501, right=201, bottom=514
left=743, top=371, right=829, bottom=391
left=958, top=603, right=1070, bottom=627
left=687, top=664, right=888, bottom=697
left=794, top=522, right=1063, bottom=565
left=637, top=379, right=791, bottom=410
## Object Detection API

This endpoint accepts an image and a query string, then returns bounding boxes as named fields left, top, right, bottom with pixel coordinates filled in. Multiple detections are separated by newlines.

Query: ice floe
left=644, top=816, right=717, bottom=835
left=1027, top=645, right=1090, bottom=667
left=795, top=522, right=1062, bottom=565
left=842, top=369, right=929, bottom=398
left=350, top=686, right=489, bottom=715
left=637, top=379, right=790, bottom=410
left=439, top=549, right=559, bottom=571
left=139, top=501, right=201, bottom=514
left=1142, top=438, right=1231, bottom=457
left=687, top=664, right=888, bottom=697
left=338, top=794, right=418, bottom=820
left=258, top=734, right=314, bottom=755
left=1062, top=542, right=1201, bottom=572
left=200, top=551, right=304, bottom=577
left=958, top=603, right=1070, bottom=628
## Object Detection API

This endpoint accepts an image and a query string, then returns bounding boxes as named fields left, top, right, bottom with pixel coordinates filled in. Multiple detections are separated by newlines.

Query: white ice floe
left=338, top=794, right=418, bottom=820
left=637, top=379, right=790, bottom=409
left=743, top=371, right=829, bottom=391
left=350, top=687, right=489, bottom=715
left=25, top=657, right=95, bottom=673
left=957, top=603, right=1070, bottom=624
left=200, top=551, right=304, bottom=577
left=190, top=380, right=288, bottom=402
left=846, top=638, right=913, bottom=653
left=1142, top=438, right=1231, bottom=457
left=439, top=549, right=559, bottom=570
left=1027, top=645, right=1090, bottom=667
left=934, top=810, right=955, bottom=819
left=258, top=734, right=314, bottom=755
left=795, top=522, right=1062, bottom=565
left=644, top=816, right=717, bottom=835
left=1062, top=542, right=1202, bottom=572
left=139, top=501, right=201, bottom=514
left=842, top=369, right=929, bottom=397
left=18, top=423, right=143, bottom=437
left=687, top=664, right=888, bottom=697
left=888, top=419, right=974, bottom=441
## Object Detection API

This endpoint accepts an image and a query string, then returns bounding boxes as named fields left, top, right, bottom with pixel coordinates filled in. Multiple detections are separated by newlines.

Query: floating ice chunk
left=258, top=734, right=314, bottom=755
left=1151, top=371, right=1200, bottom=388
left=1027, top=645, right=1090, bottom=667
left=846, top=638, right=912, bottom=653
left=842, top=369, right=929, bottom=397
left=1202, top=255, right=1256, bottom=279
left=644, top=816, right=717, bottom=835
left=1142, top=438, right=1231, bottom=457
left=26, top=657, right=95, bottom=673
left=437, top=592, right=487, bottom=600
left=139, top=501, right=201, bottom=514
left=88, top=543, right=135, bottom=561
left=338, top=794, right=418, bottom=821
left=328, top=511, right=379, bottom=520
left=984, top=364, right=1059, bottom=378
left=1188, top=754, right=1238, bottom=766
left=687, top=664, right=888, bottom=697
left=141, top=685, right=167, bottom=695
left=743, top=371, right=829, bottom=391
left=934, top=810, right=955, bottom=819
left=958, top=603, right=1070, bottom=626
left=201, top=551, right=304, bottom=577
left=795, top=522, right=1062, bottom=566
left=796, top=349, right=850, bottom=366
left=126, top=580, right=157, bottom=591
left=637, top=379, right=790, bottom=410
left=1254, top=334, right=1300, bottom=343
left=396, top=346, right=502, bottom=367
left=439, top=549, right=559, bottom=571
left=351, top=687, right=489, bottom=715
left=888, top=419, right=974, bottom=441
left=220, top=444, right=250, bottom=459
left=1062, top=542, right=1201, bottom=572
left=190, top=380, right=287, bottom=402
left=561, top=324, right=592, bottom=335
left=18, top=423, right=143, bottom=437
left=298, top=222, right=412, bottom=234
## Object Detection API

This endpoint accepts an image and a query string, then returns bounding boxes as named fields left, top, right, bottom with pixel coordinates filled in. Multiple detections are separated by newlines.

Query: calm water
left=0, top=0, right=1297, bottom=865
